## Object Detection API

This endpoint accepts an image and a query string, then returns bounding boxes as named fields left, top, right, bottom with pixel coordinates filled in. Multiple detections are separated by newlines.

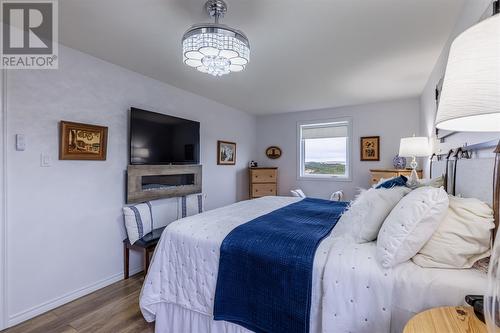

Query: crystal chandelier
left=182, top=0, right=250, bottom=77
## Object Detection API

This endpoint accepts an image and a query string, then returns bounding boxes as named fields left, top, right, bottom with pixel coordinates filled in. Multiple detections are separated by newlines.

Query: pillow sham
left=290, top=189, right=306, bottom=198
left=337, top=186, right=411, bottom=243
left=178, top=193, right=204, bottom=219
left=376, top=186, right=449, bottom=268
left=123, top=202, right=154, bottom=244
left=410, top=175, right=445, bottom=189
left=375, top=175, right=408, bottom=189
left=412, top=195, right=494, bottom=269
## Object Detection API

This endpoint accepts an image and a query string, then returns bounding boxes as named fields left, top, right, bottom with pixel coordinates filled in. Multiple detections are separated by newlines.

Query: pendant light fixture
left=182, top=0, right=250, bottom=77
left=435, top=1, right=500, bottom=132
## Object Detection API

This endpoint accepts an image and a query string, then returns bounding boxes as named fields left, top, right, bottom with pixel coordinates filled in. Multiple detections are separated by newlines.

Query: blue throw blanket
left=213, top=198, right=349, bottom=333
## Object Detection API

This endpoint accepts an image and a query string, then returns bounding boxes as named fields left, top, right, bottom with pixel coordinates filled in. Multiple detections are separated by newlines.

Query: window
left=298, top=119, right=351, bottom=180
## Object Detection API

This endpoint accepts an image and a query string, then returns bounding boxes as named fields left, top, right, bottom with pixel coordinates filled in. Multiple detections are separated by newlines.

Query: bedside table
left=370, top=168, right=423, bottom=186
left=403, top=306, right=486, bottom=333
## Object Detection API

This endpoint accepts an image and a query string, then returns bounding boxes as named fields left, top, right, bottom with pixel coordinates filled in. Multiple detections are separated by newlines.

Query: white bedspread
left=140, top=196, right=487, bottom=333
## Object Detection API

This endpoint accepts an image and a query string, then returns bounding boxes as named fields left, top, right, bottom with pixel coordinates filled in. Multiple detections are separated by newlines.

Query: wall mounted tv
left=130, top=108, right=200, bottom=165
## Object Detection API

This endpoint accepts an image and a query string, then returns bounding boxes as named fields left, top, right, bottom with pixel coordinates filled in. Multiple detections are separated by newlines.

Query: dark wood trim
left=123, top=240, right=156, bottom=280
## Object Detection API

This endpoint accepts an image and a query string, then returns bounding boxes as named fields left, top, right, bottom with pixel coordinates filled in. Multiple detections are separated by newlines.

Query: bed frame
left=430, top=139, right=500, bottom=239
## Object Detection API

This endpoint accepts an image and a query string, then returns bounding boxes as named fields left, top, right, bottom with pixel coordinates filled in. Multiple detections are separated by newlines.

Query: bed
left=140, top=197, right=489, bottom=333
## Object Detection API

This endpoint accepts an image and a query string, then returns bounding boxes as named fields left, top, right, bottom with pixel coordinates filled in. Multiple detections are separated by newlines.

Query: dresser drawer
left=252, top=183, right=276, bottom=197
left=251, top=169, right=277, bottom=183
left=371, top=171, right=398, bottom=184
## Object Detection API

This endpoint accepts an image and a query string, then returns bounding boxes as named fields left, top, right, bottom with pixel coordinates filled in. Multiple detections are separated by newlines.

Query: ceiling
left=59, top=0, right=466, bottom=115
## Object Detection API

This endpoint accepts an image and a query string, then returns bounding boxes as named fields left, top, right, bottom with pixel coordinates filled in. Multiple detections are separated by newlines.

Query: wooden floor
left=2, top=274, right=154, bottom=333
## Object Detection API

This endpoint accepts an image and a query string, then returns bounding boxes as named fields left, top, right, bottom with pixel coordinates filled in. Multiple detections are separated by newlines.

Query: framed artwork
left=360, top=136, right=380, bottom=161
left=265, top=146, right=282, bottom=159
left=59, top=121, right=108, bottom=160
left=217, top=140, right=236, bottom=165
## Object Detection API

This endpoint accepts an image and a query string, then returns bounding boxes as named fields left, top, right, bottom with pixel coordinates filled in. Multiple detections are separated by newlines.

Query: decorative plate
left=265, top=146, right=282, bottom=159
left=393, top=155, right=407, bottom=169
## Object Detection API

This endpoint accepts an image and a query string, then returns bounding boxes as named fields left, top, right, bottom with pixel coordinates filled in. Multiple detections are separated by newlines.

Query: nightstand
left=403, top=306, right=486, bottom=333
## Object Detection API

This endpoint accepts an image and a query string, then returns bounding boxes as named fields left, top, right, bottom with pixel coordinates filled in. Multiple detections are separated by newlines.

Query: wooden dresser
left=370, top=169, right=423, bottom=185
left=249, top=167, right=278, bottom=198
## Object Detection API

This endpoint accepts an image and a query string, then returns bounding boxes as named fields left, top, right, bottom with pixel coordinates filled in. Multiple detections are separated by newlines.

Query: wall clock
left=265, top=146, right=282, bottom=159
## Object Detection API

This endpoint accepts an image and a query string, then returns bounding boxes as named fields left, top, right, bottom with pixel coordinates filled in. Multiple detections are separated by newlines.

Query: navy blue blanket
left=213, top=198, right=348, bottom=333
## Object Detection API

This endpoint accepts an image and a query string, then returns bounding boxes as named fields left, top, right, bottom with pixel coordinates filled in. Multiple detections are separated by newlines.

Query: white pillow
left=338, top=187, right=411, bottom=243
left=412, top=195, right=494, bottom=269
left=411, top=175, right=445, bottom=189
left=290, top=189, right=306, bottom=198
left=123, top=202, right=154, bottom=244
left=376, top=186, right=449, bottom=268
left=178, top=193, right=204, bottom=219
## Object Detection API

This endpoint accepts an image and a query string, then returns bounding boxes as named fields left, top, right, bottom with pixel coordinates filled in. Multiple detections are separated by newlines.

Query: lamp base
left=407, top=157, right=420, bottom=187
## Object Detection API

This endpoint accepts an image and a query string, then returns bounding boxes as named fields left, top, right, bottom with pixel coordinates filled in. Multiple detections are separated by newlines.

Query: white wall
left=420, top=0, right=499, bottom=154
left=255, top=98, right=420, bottom=200
left=3, top=45, right=256, bottom=327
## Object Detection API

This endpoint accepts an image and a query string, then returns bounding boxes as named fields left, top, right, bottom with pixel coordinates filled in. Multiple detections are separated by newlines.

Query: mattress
left=140, top=196, right=487, bottom=333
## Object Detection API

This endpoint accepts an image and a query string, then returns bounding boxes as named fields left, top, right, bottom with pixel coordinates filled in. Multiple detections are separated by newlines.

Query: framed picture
left=360, top=136, right=380, bottom=161
left=59, top=121, right=108, bottom=160
left=217, top=140, right=236, bottom=165
left=265, top=146, right=282, bottom=159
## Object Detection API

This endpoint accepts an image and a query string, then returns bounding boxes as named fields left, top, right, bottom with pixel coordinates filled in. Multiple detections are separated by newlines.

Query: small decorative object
left=265, top=146, right=282, bottom=159
left=249, top=160, right=258, bottom=168
left=59, top=121, right=108, bottom=160
left=217, top=140, right=236, bottom=165
left=392, top=155, right=407, bottom=169
left=360, top=136, right=380, bottom=161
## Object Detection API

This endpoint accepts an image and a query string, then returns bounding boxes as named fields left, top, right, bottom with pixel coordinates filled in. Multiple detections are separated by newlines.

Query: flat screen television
left=129, top=107, right=200, bottom=165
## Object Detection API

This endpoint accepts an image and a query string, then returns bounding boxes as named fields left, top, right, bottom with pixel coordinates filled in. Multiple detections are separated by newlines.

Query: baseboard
left=7, top=266, right=143, bottom=328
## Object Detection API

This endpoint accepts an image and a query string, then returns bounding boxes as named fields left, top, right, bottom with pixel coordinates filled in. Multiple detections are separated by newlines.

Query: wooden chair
left=123, top=226, right=166, bottom=279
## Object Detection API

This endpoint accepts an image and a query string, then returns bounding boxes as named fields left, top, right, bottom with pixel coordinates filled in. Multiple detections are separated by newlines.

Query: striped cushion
left=123, top=202, right=154, bottom=245
left=177, top=193, right=204, bottom=219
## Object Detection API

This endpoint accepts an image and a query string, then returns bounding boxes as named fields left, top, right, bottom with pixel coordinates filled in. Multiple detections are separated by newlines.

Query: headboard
left=430, top=140, right=500, bottom=239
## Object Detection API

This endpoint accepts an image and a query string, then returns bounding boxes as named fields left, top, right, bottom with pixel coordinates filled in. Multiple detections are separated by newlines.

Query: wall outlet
left=15, top=134, right=25, bottom=151
left=40, top=153, right=51, bottom=167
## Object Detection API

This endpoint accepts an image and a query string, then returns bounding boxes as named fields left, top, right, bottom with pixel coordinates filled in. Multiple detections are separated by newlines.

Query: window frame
left=296, top=117, right=352, bottom=182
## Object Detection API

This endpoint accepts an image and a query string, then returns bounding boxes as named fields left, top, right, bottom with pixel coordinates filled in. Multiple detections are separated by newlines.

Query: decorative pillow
left=329, top=190, right=344, bottom=202
left=123, top=202, right=154, bottom=244
left=376, top=186, right=449, bottom=268
left=412, top=195, right=494, bottom=269
left=375, top=175, right=408, bottom=189
left=178, top=193, right=204, bottom=219
left=338, top=187, right=411, bottom=243
left=410, top=175, right=445, bottom=189
left=290, top=189, right=306, bottom=198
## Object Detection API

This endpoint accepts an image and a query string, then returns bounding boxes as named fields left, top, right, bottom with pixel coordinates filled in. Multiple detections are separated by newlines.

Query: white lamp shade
left=435, top=14, right=500, bottom=132
left=399, top=137, right=430, bottom=157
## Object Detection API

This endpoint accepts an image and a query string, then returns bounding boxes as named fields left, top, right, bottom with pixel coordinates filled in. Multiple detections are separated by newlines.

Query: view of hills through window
left=304, top=137, right=347, bottom=176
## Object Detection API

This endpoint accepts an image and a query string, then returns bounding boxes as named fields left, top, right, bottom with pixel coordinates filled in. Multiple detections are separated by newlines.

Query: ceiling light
left=435, top=4, right=500, bottom=132
left=182, top=0, right=250, bottom=77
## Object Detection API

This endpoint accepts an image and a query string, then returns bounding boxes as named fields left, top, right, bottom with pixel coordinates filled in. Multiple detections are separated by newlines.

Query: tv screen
left=130, top=108, right=200, bottom=165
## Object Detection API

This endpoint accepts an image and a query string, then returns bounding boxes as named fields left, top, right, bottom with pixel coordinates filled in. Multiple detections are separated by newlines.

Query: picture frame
left=360, top=136, right=380, bottom=161
left=265, top=146, right=282, bottom=159
left=217, top=140, right=236, bottom=165
left=59, top=121, right=108, bottom=160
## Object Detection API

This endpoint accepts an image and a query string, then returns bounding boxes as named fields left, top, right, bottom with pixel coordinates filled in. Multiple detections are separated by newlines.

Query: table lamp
left=398, top=136, right=430, bottom=186
left=432, top=1, right=500, bottom=331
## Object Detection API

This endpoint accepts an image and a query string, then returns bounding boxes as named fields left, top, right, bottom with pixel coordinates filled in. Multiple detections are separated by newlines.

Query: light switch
left=15, top=134, right=25, bottom=151
left=40, top=153, right=51, bottom=167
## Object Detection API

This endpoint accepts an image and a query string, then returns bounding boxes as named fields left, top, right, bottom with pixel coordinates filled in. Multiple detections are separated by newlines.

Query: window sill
left=298, top=175, right=352, bottom=182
